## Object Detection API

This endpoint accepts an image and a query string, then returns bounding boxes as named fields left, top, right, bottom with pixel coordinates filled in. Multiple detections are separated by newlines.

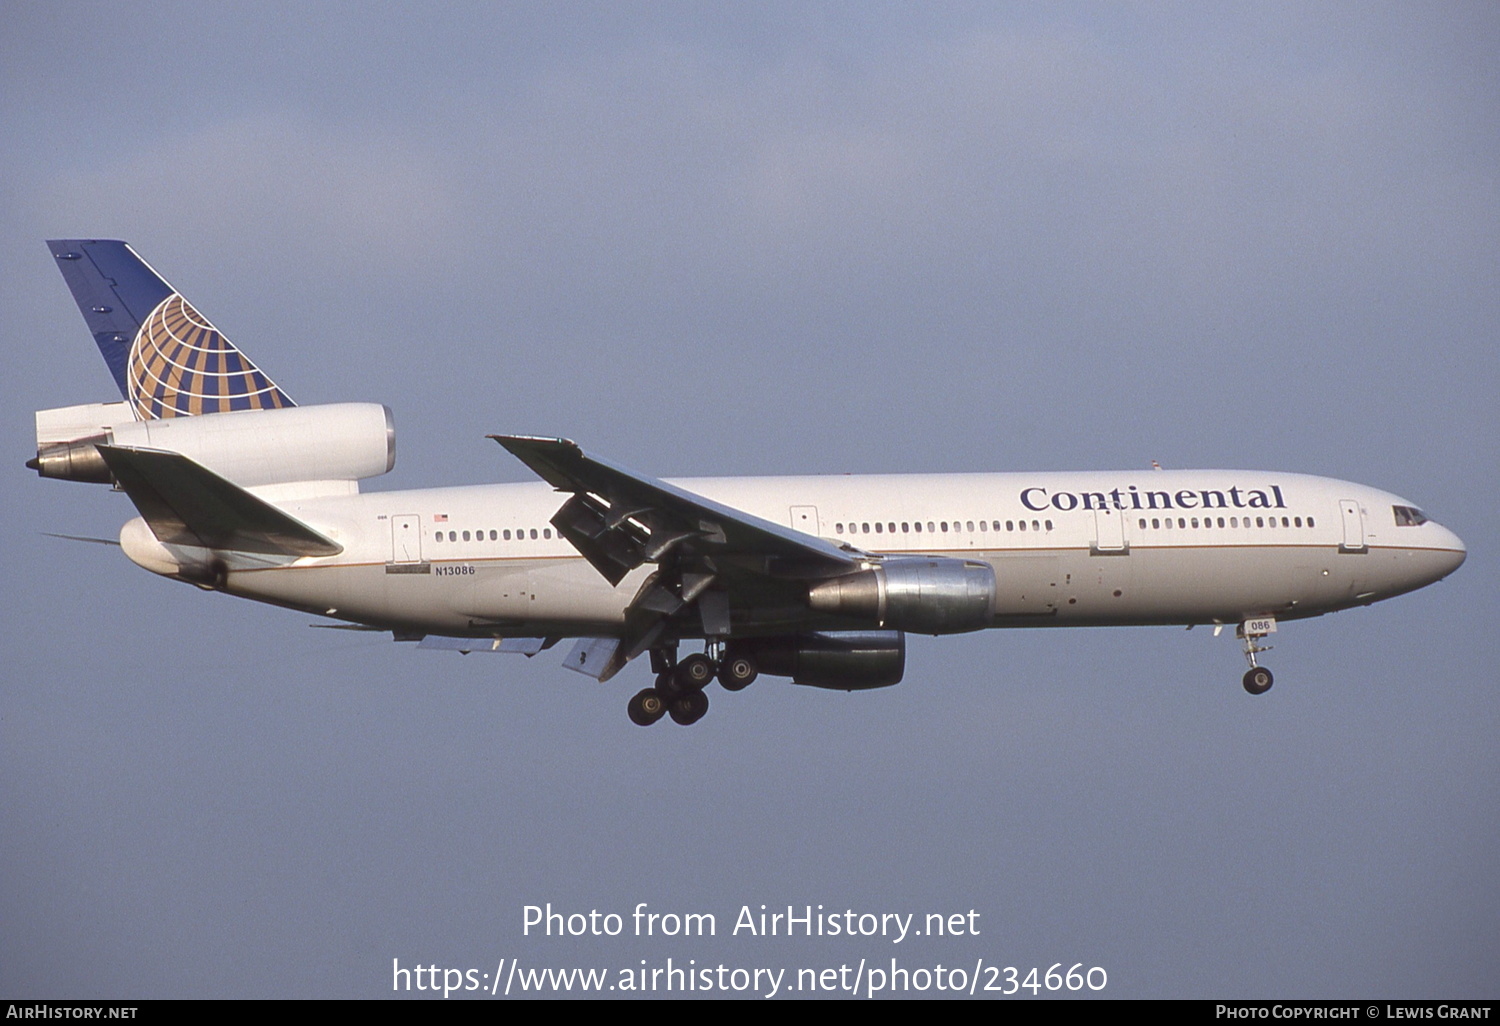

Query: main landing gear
left=626, top=646, right=760, bottom=726
left=1237, top=619, right=1275, bottom=695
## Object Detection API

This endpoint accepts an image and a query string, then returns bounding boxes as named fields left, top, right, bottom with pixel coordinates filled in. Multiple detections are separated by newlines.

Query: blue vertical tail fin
left=47, top=239, right=294, bottom=420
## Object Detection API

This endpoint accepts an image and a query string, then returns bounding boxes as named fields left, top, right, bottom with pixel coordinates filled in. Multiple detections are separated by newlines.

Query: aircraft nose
left=1439, top=527, right=1466, bottom=576
left=1428, top=523, right=1466, bottom=579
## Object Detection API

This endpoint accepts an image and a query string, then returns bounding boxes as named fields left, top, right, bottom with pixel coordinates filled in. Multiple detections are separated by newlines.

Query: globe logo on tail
left=128, top=294, right=292, bottom=419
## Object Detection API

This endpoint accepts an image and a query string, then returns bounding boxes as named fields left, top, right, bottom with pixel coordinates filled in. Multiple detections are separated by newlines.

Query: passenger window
left=1307, top=516, right=1315, bottom=528
left=1139, top=519, right=1147, bottom=530
left=434, top=532, right=443, bottom=543
left=902, top=522, right=910, bottom=533
left=1152, top=518, right=1160, bottom=529
left=836, top=523, right=844, bottom=534
left=875, top=523, right=883, bottom=534
left=530, top=529, right=538, bottom=539
left=449, top=531, right=457, bottom=541
left=1019, top=520, right=1027, bottom=532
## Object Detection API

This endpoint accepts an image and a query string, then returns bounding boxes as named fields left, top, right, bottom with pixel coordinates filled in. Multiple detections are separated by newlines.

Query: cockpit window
left=1392, top=505, right=1429, bottom=527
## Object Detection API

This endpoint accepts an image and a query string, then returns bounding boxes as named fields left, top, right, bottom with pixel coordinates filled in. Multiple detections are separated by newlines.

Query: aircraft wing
left=491, top=435, right=864, bottom=680
left=490, top=435, right=861, bottom=582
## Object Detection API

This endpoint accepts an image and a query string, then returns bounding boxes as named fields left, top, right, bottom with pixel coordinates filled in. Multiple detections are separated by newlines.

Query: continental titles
left=1021, top=484, right=1287, bottom=513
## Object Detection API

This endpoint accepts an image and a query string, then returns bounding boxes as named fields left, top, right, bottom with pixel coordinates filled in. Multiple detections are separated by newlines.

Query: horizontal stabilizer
left=42, top=532, right=121, bottom=547
left=95, top=445, right=341, bottom=557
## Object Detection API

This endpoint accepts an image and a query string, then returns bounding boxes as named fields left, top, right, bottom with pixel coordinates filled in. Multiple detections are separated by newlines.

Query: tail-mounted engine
left=30, top=402, right=395, bottom=489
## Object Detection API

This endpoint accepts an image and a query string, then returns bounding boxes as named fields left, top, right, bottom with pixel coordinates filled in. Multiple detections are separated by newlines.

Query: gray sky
left=3, top=1, right=1497, bottom=999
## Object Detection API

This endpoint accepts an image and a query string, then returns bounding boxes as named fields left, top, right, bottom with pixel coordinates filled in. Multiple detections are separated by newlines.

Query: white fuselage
left=142, top=468, right=1463, bottom=641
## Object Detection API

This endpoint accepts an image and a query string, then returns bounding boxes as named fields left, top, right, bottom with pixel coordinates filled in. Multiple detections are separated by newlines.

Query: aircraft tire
left=1242, top=667, right=1274, bottom=695
left=669, top=689, right=709, bottom=726
left=628, top=688, right=668, bottom=726
left=675, top=654, right=716, bottom=692
left=719, top=655, right=758, bottom=691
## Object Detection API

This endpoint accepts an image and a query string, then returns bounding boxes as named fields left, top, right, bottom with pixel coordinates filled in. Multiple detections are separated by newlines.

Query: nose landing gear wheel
left=1237, top=620, right=1276, bottom=696
left=1242, top=667, right=1274, bottom=695
left=628, top=688, right=667, bottom=726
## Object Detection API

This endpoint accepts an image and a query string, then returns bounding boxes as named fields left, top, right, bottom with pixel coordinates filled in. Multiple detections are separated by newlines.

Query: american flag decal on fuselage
left=128, top=293, right=292, bottom=419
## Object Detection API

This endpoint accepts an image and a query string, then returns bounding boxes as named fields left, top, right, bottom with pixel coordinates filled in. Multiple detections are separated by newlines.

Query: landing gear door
left=790, top=505, right=820, bottom=536
left=1339, top=500, right=1366, bottom=553
left=391, top=514, right=423, bottom=563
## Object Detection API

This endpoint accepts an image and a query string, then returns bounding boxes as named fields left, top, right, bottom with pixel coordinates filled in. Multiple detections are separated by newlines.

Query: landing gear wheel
left=1242, top=667, right=1274, bottom=695
left=674, top=653, right=716, bottom=692
left=628, top=688, right=668, bottom=726
left=656, top=669, right=682, bottom=699
left=669, top=689, right=709, bottom=726
left=718, top=655, right=758, bottom=691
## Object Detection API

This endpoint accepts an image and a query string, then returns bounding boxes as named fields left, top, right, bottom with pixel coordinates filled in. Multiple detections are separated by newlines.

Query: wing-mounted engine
left=738, top=630, right=906, bottom=690
left=806, top=556, right=996, bottom=634
left=30, top=402, right=396, bottom=492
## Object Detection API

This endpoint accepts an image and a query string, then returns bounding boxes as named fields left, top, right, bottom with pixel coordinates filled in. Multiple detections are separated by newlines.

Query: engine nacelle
left=806, top=556, right=996, bottom=634
left=31, top=402, right=395, bottom=488
left=738, top=630, right=905, bottom=690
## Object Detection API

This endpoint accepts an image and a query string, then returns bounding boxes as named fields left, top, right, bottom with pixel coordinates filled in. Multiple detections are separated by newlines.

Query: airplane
left=29, top=239, right=1467, bottom=727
